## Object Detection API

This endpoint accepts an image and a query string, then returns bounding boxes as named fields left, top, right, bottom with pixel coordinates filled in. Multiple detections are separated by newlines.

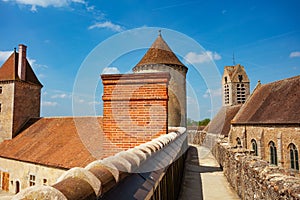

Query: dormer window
left=238, top=75, right=243, bottom=82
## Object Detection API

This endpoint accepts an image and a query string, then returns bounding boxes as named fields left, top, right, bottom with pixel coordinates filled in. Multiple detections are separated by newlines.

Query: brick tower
left=222, top=64, right=250, bottom=106
left=132, top=32, right=188, bottom=127
left=0, top=44, right=42, bottom=141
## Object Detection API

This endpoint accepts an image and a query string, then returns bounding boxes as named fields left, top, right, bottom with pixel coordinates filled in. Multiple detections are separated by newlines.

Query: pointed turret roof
left=135, top=33, right=186, bottom=67
left=0, top=51, right=42, bottom=86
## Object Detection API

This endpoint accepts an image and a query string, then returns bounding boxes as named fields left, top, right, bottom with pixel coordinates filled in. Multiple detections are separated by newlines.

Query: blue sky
left=0, top=0, right=299, bottom=120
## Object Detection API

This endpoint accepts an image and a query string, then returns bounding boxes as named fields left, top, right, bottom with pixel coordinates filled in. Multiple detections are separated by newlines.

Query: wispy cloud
left=3, top=0, right=86, bottom=12
left=0, top=50, right=13, bottom=62
left=88, top=21, right=124, bottom=32
left=42, top=101, right=58, bottom=107
left=203, top=88, right=222, bottom=98
left=51, top=93, right=69, bottom=99
left=101, top=67, right=120, bottom=74
left=184, top=51, right=221, bottom=64
left=289, top=51, right=300, bottom=58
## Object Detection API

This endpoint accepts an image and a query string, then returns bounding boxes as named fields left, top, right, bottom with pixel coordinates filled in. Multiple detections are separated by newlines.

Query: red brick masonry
left=101, top=72, right=170, bottom=151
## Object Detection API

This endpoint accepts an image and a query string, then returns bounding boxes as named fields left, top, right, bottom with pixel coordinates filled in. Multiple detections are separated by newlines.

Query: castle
left=0, top=34, right=188, bottom=194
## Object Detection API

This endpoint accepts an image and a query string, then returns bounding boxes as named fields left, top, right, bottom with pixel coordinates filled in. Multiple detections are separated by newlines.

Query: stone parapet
left=9, top=127, right=187, bottom=200
left=212, top=142, right=300, bottom=199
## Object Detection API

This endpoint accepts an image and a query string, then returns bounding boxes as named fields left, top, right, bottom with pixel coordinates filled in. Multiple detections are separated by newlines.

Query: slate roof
left=133, top=34, right=186, bottom=68
left=204, top=105, right=242, bottom=136
left=0, top=117, right=119, bottom=169
left=0, top=51, right=42, bottom=86
left=232, top=75, right=300, bottom=124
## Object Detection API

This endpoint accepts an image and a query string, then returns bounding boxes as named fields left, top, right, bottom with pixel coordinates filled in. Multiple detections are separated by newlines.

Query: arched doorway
left=15, top=181, right=20, bottom=194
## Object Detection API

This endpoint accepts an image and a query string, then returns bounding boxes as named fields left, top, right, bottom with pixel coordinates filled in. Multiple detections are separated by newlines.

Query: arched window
left=251, top=139, right=258, bottom=156
left=289, top=143, right=299, bottom=170
left=269, top=141, right=277, bottom=165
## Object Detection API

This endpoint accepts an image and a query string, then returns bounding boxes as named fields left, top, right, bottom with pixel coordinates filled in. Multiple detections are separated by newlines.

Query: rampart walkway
left=178, top=145, right=240, bottom=200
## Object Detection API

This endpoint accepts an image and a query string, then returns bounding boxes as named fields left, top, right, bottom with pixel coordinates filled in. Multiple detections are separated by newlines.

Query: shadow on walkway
left=178, top=145, right=239, bottom=200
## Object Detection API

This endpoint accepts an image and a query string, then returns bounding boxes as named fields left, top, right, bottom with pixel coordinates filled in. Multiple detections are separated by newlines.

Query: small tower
left=132, top=32, right=188, bottom=127
left=0, top=44, right=42, bottom=141
left=222, top=64, right=250, bottom=106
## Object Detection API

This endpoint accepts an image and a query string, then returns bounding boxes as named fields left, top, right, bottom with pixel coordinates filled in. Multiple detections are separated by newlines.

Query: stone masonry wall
left=13, top=81, right=41, bottom=137
left=0, top=82, right=14, bottom=141
left=229, top=125, right=300, bottom=169
left=101, top=73, right=170, bottom=154
left=213, top=142, right=300, bottom=200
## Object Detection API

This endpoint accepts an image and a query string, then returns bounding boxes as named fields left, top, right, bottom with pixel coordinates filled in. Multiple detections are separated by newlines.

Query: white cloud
left=203, top=88, right=222, bottom=98
left=42, top=101, right=58, bottom=107
left=101, top=67, right=120, bottom=74
left=88, top=21, right=124, bottom=32
left=51, top=93, right=69, bottom=99
left=184, top=51, right=222, bottom=64
left=88, top=101, right=101, bottom=105
left=0, top=51, right=13, bottom=62
left=289, top=51, right=300, bottom=58
left=4, top=0, right=85, bottom=12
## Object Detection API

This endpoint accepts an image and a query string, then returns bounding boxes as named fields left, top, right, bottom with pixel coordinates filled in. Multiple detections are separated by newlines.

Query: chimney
left=18, top=44, right=27, bottom=80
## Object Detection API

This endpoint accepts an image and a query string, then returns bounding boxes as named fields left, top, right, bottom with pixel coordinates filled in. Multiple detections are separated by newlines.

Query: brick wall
left=101, top=72, right=170, bottom=153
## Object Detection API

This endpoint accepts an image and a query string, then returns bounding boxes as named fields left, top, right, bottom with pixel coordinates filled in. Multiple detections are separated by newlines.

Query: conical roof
left=135, top=33, right=185, bottom=67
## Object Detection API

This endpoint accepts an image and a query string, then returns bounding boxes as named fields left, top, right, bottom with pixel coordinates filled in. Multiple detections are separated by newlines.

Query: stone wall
left=0, top=81, right=41, bottom=141
left=212, top=142, right=300, bottom=200
left=0, top=81, right=14, bottom=141
left=13, top=81, right=41, bottom=137
left=101, top=73, right=170, bottom=153
left=229, top=124, right=300, bottom=169
left=0, top=157, right=66, bottom=193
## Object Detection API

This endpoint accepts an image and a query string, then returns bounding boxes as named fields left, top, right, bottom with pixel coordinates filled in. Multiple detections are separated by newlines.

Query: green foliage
left=187, top=118, right=210, bottom=126
left=198, top=118, right=210, bottom=126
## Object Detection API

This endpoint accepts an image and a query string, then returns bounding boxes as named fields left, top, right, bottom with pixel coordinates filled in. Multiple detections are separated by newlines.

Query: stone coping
left=10, top=127, right=186, bottom=200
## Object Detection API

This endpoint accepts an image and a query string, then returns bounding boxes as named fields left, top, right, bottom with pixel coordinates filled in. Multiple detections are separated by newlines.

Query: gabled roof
left=232, top=75, right=300, bottom=124
left=204, top=105, right=242, bottom=136
left=0, top=117, right=123, bottom=169
left=223, top=64, right=249, bottom=83
left=134, top=34, right=186, bottom=68
left=0, top=51, right=42, bottom=86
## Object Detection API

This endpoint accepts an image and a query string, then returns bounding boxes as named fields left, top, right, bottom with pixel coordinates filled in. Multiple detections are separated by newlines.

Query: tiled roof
left=204, top=105, right=242, bottom=136
left=134, top=34, right=186, bottom=67
left=232, top=75, right=300, bottom=124
left=0, top=51, right=42, bottom=86
left=0, top=117, right=117, bottom=169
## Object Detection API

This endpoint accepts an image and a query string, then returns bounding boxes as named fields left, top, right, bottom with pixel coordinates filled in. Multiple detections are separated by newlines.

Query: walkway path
left=178, top=145, right=240, bottom=200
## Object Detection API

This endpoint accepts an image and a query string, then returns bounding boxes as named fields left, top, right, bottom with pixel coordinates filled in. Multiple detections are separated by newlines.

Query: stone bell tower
left=132, top=32, right=188, bottom=127
left=0, top=44, right=42, bottom=141
left=222, top=64, right=250, bottom=106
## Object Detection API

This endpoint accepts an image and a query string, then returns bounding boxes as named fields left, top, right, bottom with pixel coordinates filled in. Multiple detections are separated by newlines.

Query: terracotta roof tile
left=232, top=75, right=300, bottom=124
left=134, top=34, right=186, bottom=68
left=0, top=51, right=42, bottom=86
left=0, top=117, right=120, bottom=169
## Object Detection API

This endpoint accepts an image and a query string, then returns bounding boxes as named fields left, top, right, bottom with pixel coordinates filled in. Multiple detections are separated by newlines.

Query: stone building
left=0, top=36, right=186, bottom=194
left=205, top=64, right=250, bottom=137
left=132, top=33, right=188, bottom=127
left=0, top=44, right=42, bottom=142
left=229, top=75, right=300, bottom=170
